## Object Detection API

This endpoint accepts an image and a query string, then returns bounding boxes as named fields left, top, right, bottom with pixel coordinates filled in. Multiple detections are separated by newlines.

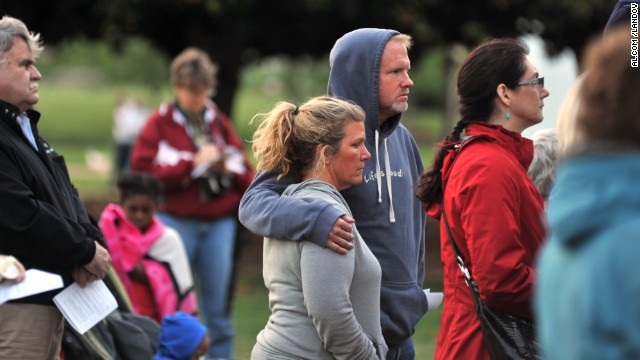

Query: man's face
left=378, top=39, right=413, bottom=124
left=0, top=37, right=41, bottom=112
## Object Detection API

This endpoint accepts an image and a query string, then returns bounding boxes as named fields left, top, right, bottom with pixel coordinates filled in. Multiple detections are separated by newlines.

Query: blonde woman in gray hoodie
left=249, top=96, right=386, bottom=360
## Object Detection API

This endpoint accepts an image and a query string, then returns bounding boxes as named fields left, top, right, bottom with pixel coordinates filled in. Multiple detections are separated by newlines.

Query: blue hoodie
left=535, top=154, right=640, bottom=359
left=239, top=28, right=428, bottom=346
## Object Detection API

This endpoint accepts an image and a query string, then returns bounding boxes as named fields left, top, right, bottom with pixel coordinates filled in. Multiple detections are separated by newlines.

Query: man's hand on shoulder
left=326, top=215, right=355, bottom=255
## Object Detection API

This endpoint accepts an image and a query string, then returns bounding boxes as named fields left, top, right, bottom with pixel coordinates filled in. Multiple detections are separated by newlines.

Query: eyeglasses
left=516, top=77, right=544, bottom=88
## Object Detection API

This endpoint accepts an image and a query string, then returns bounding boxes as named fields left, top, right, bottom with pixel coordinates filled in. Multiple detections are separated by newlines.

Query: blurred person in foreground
left=239, top=29, right=428, bottom=359
left=250, top=96, right=386, bottom=359
left=535, top=26, right=640, bottom=359
left=555, top=75, right=585, bottom=159
left=131, top=47, right=254, bottom=359
left=416, top=38, right=549, bottom=359
left=545, top=0, right=636, bottom=202
left=0, top=15, right=111, bottom=359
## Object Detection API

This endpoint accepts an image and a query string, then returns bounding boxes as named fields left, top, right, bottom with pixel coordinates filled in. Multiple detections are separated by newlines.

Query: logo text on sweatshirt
left=363, top=168, right=405, bottom=183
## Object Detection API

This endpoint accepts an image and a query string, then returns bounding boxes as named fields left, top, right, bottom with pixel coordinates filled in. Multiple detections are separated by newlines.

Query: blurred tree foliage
left=1, top=0, right=615, bottom=114
left=37, top=37, right=169, bottom=90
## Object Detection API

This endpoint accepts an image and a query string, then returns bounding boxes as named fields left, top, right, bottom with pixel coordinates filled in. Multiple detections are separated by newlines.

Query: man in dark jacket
left=0, top=15, right=111, bottom=358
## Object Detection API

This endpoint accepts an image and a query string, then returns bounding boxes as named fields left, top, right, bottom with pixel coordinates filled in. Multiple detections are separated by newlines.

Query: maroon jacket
left=131, top=100, right=254, bottom=220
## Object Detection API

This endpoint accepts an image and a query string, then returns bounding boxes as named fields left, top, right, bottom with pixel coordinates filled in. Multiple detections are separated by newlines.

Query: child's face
left=122, top=194, right=156, bottom=232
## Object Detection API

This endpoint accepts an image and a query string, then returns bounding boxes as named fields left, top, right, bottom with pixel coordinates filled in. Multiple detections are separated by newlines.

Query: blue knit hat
left=605, top=1, right=639, bottom=32
left=154, top=312, right=207, bottom=360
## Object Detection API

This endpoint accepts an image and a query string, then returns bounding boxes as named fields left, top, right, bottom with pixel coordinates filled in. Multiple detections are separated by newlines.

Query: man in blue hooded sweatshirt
left=239, top=28, right=428, bottom=359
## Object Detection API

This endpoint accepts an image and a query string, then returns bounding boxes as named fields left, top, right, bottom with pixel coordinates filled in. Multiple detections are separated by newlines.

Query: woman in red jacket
left=416, top=38, right=548, bottom=359
left=131, top=48, right=254, bottom=360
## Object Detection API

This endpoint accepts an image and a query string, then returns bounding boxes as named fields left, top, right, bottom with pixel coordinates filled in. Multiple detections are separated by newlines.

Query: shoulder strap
left=442, top=133, right=492, bottom=285
left=443, top=209, right=487, bottom=316
left=443, top=134, right=486, bottom=175
left=442, top=133, right=480, bottom=275
left=442, top=210, right=473, bottom=285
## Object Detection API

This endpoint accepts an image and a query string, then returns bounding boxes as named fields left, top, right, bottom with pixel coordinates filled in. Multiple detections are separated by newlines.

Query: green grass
left=232, top=274, right=270, bottom=358
left=37, top=86, right=111, bottom=144
left=36, top=84, right=170, bottom=145
left=414, top=308, right=442, bottom=357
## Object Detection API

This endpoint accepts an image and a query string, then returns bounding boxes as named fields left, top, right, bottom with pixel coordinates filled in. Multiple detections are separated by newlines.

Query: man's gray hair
left=0, top=16, right=43, bottom=64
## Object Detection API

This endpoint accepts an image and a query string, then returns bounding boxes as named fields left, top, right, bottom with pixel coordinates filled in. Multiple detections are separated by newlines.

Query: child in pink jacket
left=100, top=172, right=197, bottom=322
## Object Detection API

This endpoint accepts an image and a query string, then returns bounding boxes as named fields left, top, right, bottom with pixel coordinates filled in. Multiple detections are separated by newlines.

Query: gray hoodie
left=239, top=28, right=428, bottom=346
left=252, top=180, right=387, bottom=359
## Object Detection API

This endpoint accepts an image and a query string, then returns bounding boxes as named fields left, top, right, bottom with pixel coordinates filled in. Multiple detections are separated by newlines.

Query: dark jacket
left=0, top=100, right=98, bottom=305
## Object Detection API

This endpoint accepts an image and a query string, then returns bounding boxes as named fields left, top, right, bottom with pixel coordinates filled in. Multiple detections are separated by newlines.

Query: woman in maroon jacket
left=131, top=48, right=254, bottom=360
left=416, top=39, right=549, bottom=359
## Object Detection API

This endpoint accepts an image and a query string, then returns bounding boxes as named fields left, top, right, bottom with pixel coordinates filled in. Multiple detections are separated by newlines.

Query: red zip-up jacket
left=427, top=122, right=546, bottom=360
left=131, top=100, right=254, bottom=220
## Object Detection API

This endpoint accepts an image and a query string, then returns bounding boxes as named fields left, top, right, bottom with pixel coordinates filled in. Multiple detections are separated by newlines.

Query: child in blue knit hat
left=154, top=312, right=209, bottom=360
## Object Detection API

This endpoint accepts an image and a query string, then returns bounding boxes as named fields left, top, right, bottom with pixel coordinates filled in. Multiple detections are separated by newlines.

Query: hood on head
left=155, top=311, right=207, bottom=360
left=547, top=155, right=640, bottom=249
left=328, top=28, right=402, bottom=139
left=605, top=0, right=639, bottom=32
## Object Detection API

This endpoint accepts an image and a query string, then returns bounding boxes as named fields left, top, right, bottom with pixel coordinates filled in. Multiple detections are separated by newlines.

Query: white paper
left=53, top=280, right=117, bottom=334
left=423, top=288, right=444, bottom=311
left=0, top=269, right=63, bottom=304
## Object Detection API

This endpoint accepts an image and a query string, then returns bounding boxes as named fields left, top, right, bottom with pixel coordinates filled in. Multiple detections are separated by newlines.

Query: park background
left=1, top=1, right=617, bottom=358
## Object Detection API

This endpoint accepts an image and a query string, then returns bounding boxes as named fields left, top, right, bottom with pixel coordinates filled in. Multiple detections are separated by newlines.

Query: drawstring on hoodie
left=384, top=138, right=396, bottom=223
left=374, top=130, right=396, bottom=223
left=375, top=131, right=382, bottom=203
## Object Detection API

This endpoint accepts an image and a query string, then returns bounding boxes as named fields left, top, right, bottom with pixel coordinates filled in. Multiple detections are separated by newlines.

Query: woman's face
left=323, top=120, right=371, bottom=191
left=122, top=194, right=156, bottom=232
left=174, top=86, right=210, bottom=112
left=509, top=56, right=550, bottom=128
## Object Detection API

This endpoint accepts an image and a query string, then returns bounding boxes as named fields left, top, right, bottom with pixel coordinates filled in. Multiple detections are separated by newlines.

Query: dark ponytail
left=416, top=38, right=529, bottom=207
left=416, top=118, right=473, bottom=206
